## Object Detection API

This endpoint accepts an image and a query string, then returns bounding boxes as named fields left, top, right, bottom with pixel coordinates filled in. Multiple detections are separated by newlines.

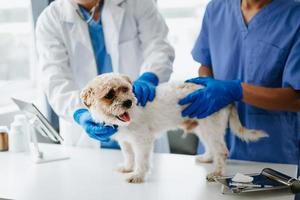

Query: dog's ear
left=121, top=75, right=132, bottom=85
left=80, top=86, right=94, bottom=108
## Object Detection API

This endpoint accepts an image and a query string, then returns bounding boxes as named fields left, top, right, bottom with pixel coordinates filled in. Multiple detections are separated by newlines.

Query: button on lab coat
left=35, top=0, right=175, bottom=148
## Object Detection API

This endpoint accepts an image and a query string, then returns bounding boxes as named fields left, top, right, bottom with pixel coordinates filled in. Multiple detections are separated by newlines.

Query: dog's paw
left=195, top=155, right=213, bottom=163
left=126, top=173, right=145, bottom=184
left=206, top=171, right=223, bottom=182
left=116, top=166, right=134, bottom=173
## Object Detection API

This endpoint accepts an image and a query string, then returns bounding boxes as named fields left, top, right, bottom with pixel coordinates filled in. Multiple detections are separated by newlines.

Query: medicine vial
left=0, top=126, right=9, bottom=151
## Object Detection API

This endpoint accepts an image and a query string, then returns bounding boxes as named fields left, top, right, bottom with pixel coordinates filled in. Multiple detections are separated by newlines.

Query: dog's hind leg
left=194, top=130, right=213, bottom=163
left=180, top=120, right=213, bottom=162
left=126, top=137, right=155, bottom=183
left=206, top=138, right=228, bottom=182
left=117, top=141, right=135, bottom=173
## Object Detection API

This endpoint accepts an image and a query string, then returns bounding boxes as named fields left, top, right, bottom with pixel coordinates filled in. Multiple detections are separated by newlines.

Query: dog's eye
left=120, top=87, right=129, bottom=93
left=105, top=90, right=115, bottom=100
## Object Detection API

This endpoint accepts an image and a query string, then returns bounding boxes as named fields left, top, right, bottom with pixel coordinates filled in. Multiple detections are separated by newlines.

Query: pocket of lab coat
left=118, top=37, right=143, bottom=79
left=247, top=41, right=285, bottom=86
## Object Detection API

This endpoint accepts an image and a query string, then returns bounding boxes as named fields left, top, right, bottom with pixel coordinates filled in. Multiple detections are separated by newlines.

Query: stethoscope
left=75, top=0, right=103, bottom=24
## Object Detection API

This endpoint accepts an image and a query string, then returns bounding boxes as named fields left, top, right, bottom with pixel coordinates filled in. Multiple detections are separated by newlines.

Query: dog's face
left=80, top=73, right=137, bottom=126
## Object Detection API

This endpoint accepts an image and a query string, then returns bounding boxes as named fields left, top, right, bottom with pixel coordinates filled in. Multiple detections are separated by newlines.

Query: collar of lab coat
left=61, top=0, right=125, bottom=24
left=61, top=0, right=125, bottom=73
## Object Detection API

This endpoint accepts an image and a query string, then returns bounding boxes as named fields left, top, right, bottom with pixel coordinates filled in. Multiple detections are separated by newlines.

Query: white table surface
left=0, top=144, right=297, bottom=200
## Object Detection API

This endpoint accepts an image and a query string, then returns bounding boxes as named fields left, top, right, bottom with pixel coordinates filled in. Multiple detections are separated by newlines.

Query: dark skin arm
left=198, top=65, right=300, bottom=112
left=195, top=0, right=300, bottom=112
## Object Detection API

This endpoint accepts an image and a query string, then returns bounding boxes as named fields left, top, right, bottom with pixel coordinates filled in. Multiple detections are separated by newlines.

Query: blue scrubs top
left=79, top=6, right=119, bottom=149
left=79, top=6, right=113, bottom=74
left=192, top=0, right=300, bottom=165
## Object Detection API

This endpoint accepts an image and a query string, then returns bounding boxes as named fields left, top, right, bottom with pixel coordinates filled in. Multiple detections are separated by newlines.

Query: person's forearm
left=196, top=65, right=300, bottom=112
left=241, top=83, right=300, bottom=112
left=137, top=0, right=174, bottom=83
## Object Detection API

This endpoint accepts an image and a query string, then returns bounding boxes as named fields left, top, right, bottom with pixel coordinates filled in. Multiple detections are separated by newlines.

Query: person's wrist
left=139, top=72, right=159, bottom=86
left=231, top=80, right=243, bottom=101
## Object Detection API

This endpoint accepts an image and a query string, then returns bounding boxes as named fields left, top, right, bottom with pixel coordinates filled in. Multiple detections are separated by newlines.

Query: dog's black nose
left=123, top=100, right=132, bottom=108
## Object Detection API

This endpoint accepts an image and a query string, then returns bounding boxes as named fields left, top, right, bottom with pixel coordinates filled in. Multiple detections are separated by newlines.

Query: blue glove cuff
left=138, top=72, right=159, bottom=86
left=232, top=80, right=243, bottom=101
left=73, top=108, right=89, bottom=124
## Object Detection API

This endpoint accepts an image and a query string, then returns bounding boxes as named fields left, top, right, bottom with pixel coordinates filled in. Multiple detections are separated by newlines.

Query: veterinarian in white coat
left=36, top=0, right=174, bottom=148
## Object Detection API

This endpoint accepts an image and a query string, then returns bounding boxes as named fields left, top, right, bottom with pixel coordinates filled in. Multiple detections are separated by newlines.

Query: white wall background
left=158, top=0, right=210, bottom=81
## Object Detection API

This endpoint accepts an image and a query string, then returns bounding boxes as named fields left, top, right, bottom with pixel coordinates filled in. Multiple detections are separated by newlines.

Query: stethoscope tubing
left=75, top=0, right=101, bottom=24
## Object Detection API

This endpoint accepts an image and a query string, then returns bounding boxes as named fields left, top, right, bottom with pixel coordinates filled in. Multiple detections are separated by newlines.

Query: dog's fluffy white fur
left=81, top=73, right=268, bottom=183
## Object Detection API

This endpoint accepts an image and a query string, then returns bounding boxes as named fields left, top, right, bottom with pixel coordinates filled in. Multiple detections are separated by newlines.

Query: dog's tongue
left=119, top=112, right=130, bottom=122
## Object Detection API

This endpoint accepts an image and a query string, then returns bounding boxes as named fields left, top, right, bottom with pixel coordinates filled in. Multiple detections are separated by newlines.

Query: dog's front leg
left=117, top=141, right=135, bottom=173
left=126, top=139, right=154, bottom=183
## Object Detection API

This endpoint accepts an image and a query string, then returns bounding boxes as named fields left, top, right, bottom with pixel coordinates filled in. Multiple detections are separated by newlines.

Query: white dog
left=80, top=73, right=268, bottom=183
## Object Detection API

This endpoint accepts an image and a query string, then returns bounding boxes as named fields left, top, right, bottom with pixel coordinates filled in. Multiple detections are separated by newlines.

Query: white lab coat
left=35, top=0, right=174, bottom=148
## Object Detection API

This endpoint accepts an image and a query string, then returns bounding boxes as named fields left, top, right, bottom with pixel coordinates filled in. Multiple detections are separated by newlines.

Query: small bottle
left=9, top=114, right=31, bottom=153
left=0, top=126, right=9, bottom=151
left=13, top=115, right=31, bottom=152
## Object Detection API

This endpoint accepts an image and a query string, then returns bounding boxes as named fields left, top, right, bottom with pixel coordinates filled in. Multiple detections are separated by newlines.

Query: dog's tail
left=229, top=105, right=268, bottom=142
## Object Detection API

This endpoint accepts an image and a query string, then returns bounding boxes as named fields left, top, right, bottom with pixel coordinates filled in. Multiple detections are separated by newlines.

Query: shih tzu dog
left=80, top=73, right=268, bottom=183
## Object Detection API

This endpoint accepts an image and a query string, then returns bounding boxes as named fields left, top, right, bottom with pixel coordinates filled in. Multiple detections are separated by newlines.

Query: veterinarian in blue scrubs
left=179, top=0, right=300, bottom=167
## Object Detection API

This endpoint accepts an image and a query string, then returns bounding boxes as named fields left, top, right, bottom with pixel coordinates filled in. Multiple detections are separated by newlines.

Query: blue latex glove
left=73, top=109, right=118, bottom=142
left=133, top=72, right=159, bottom=107
left=179, top=77, right=243, bottom=119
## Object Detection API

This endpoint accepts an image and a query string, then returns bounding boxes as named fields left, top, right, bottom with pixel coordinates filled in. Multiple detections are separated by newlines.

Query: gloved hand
left=179, top=77, right=243, bottom=119
left=73, top=108, right=118, bottom=142
left=133, top=72, right=159, bottom=107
